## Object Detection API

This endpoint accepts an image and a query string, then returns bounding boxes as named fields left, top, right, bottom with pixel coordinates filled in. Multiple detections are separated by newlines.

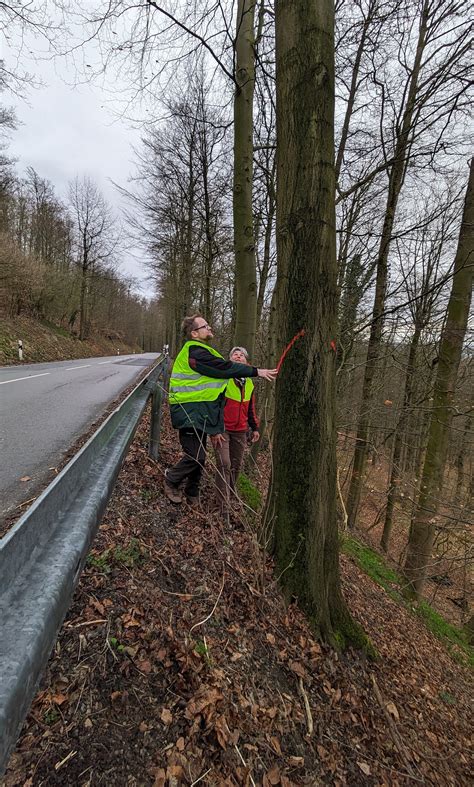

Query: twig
left=321, top=731, right=425, bottom=783
left=67, top=619, right=107, bottom=628
left=337, top=466, right=348, bottom=531
left=371, top=675, right=415, bottom=777
left=191, top=767, right=212, bottom=786
left=105, top=621, right=118, bottom=662
left=234, top=745, right=256, bottom=786
left=298, top=677, right=314, bottom=736
left=16, top=496, right=37, bottom=509
left=189, top=567, right=225, bottom=634
left=54, top=749, right=77, bottom=771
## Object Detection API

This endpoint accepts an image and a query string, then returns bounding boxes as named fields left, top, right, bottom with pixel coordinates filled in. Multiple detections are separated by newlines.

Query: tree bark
left=403, top=158, right=474, bottom=597
left=455, top=409, right=472, bottom=495
left=269, top=0, right=358, bottom=647
left=233, top=0, right=258, bottom=355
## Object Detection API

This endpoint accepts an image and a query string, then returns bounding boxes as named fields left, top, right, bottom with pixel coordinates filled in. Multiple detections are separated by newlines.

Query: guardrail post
left=149, top=372, right=164, bottom=460
left=148, top=358, right=171, bottom=460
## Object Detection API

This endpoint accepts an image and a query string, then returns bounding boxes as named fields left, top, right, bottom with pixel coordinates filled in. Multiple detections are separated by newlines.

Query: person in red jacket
left=212, top=346, right=260, bottom=508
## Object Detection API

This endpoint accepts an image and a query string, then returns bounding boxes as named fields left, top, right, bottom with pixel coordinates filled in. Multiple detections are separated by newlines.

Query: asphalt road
left=0, top=353, right=159, bottom=523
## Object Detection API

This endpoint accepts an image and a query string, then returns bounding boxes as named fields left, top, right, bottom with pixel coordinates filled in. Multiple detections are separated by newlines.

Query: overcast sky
left=2, top=27, right=154, bottom=296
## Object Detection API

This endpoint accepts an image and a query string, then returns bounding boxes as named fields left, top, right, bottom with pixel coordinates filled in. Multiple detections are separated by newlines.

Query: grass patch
left=342, top=536, right=401, bottom=593
left=237, top=472, right=262, bottom=511
left=87, top=538, right=145, bottom=574
left=39, top=319, right=72, bottom=339
left=113, top=537, right=145, bottom=567
left=342, top=536, right=473, bottom=668
left=0, top=335, right=16, bottom=362
left=416, top=601, right=474, bottom=668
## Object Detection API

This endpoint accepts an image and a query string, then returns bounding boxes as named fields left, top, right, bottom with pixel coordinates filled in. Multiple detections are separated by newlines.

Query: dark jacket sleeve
left=248, top=391, right=260, bottom=431
left=189, top=346, right=258, bottom=379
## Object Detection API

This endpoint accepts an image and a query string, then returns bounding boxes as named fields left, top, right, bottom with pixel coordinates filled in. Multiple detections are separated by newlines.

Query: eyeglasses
left=193, top=322, right=211, bottom=330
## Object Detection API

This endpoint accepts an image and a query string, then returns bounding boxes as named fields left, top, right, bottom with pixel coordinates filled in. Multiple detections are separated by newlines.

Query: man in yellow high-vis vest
left=165, top=314, right=277, bottom=506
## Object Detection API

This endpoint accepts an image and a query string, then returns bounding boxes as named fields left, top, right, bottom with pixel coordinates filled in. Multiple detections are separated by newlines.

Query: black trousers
left=166, top=428, right=208, bottom=498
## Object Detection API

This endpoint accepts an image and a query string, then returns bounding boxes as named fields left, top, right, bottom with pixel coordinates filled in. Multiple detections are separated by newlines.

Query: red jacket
left=224, top=378, right=260, bottom=432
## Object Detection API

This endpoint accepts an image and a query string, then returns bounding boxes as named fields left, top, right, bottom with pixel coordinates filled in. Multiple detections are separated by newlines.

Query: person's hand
left=251, top=430, right=260, bottom=443
left=212, top=433, right=225, bottom=448
left=257, top=368, right=278, bottom=381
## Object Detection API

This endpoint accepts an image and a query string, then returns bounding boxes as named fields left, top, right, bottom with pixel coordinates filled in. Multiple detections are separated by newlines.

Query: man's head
left=182, top=314, right=214, bottom=343
left=229, top=346, right=249, bottom=364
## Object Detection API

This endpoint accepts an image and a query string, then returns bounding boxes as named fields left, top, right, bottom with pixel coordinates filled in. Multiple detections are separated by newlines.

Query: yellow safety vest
left=169, top=340, right=228, bottom=404
left=225, top=377, right=254, bottom=402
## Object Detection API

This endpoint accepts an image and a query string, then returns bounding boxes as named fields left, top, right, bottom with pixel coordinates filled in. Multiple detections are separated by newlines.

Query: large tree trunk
left=269, top=0, right=357, bottom=647
left=403, top=158, right=474, bottom=597
left=345, top=0, right=430, bottom=528
left=233, top=0, right=257, bottom=355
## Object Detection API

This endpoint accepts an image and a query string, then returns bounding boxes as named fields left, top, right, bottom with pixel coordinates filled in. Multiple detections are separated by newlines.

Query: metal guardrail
left=0, top=357, right=169, bottom=775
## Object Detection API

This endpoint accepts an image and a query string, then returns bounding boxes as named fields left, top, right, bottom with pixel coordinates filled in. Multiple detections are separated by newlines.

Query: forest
left=0, top=0, right=473, bottom=781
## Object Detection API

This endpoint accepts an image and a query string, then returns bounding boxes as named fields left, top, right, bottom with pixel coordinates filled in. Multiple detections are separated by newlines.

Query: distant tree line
left=0, top=162, right=161, bottom=349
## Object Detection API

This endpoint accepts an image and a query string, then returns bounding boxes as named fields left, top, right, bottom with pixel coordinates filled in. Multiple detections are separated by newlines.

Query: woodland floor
left=338, top=444, right=472, bottom=631
left=2, top=412, right=472, bottom=787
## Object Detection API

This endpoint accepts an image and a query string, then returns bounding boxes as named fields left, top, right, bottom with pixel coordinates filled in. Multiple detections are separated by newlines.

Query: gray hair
left=229, top=346, right=249, bottom=360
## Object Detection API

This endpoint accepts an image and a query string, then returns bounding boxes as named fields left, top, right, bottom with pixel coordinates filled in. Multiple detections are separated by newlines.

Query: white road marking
left=98, top=361, right=111, bottom=365
left=0, top=372, right=51, bottom=386
left=65, top=365, right=91, bottom=371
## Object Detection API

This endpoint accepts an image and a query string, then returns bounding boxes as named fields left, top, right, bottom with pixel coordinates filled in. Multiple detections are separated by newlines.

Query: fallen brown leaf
left=161, top=708, right=173, bottom=725
left=266, top=763, right=281, bottom=785
left=357, top=761, right=371, bottom=776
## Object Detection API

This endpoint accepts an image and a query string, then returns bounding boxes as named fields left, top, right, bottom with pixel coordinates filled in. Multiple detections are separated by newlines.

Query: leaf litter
left=3, top=409, right=472, bottom=786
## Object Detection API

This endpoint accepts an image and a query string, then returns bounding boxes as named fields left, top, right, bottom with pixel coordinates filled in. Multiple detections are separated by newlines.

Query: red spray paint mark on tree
left=276, top=330, right=338, bottom=372
left=276, top=329, right=306, bottom=372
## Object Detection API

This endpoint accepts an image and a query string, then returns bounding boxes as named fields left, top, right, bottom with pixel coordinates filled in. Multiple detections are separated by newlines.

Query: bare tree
left=381, top=186, right=463, bottom=550
left=345, top=0, right=472, bottom=528
left=69, top=176, right=119, bottom=340
left=403, top=157, right=473, bottom=597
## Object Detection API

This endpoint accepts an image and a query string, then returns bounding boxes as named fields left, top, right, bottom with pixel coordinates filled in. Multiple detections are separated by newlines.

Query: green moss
left=343, top=537, right=400, bottom=591
left=306, top=608, right=377, bottom=658
left=113, top=538, right=145, bottom=567
left=342, top=536, right=473, bottom=668
left=416, top=601, right=474, bottom=668
left=87, top=539, right=145, bottom=573
left=87, top=548, right=112, bottom=573
left=237, top=472, right=262, bottom=511
left=336, top=618, right=378, bottom=660
left=39, top=319, right=72, bottom=338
